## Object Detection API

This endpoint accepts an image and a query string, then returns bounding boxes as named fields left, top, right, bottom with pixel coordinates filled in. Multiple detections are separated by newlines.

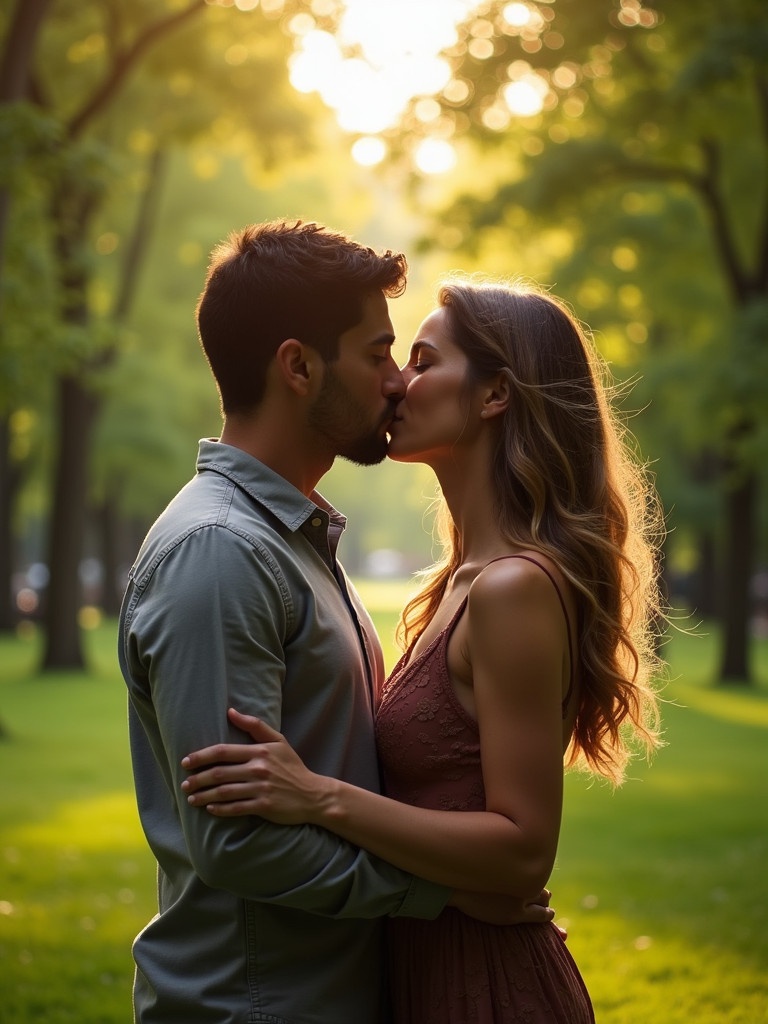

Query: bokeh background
left=1, top=2, right=766, bottom=1021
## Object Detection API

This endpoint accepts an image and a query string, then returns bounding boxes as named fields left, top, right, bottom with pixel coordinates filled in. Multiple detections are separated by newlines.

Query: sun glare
left=279, top=0, right=561, bottom=168
left=287, top=0, right=482, bottom=166
left=503, top=75, right=548, bottom=117
left=502, top=3, right=532, bottom=28
left=414, top=138, right=457, bottom=175
left=351, top=135, right=388, bottom=166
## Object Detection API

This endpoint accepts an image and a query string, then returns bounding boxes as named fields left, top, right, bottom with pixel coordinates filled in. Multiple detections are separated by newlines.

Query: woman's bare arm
left=182, top=561, right=570, bottom=898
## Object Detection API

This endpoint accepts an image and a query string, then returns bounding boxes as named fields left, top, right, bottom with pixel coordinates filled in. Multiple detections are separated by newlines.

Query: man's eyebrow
left=369, top=333, right=396, bottom=347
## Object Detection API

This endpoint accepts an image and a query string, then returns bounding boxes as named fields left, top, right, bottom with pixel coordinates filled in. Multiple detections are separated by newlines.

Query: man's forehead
left=342, top=290, right=395, bottom=345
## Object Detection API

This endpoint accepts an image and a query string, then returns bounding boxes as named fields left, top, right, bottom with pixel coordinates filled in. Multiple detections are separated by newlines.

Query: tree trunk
left=41, top=176, right=100, bottom=670
left=41, top=375, right=101, bottom=670
left=0, top=0, right=53, bottom=638
left=0, top=414, right=21, bottom=631
left=13, top=3, right=208, bottom=671
left=690, top=530, right=718, bottom=620
left=717, top=470, right=756, bottom=684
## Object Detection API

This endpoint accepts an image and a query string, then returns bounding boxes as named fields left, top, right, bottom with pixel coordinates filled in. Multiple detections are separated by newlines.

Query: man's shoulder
left=162, top=465, right=282, bottom=528
left=132, top=472, right=283, bottom=578
left=147, top=472, right=238, bottom=535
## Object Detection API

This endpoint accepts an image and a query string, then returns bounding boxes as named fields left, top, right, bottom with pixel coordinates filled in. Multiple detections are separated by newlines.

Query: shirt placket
left=304, top=510, right=376, bottom=709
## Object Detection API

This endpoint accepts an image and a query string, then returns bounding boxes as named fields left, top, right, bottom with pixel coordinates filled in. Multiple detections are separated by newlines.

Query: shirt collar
left=195, top=438, right=346, bottom=534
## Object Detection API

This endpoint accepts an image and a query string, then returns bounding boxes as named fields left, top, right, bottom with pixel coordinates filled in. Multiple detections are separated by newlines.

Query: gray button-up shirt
left=118, top=440, right=448, bottom=1024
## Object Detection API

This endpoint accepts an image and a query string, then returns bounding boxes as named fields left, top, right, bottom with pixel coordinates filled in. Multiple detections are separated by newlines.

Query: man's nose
left=383, top=357, right=406, bottom=401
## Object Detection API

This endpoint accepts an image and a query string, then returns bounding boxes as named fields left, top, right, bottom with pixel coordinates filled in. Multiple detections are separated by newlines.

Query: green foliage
left=0, top=100, right=62, bottom=410
left=0, top=101, right=62, bottom=187
left=406, top=0, right=768, bottom=618
left=0, top=615, right=766, bottom=1022
left=0, top=0, right=333, bottom=563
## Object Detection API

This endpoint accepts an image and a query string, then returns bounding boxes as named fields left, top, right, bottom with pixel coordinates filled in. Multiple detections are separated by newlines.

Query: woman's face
left=387, top=306, right=479, bottom=465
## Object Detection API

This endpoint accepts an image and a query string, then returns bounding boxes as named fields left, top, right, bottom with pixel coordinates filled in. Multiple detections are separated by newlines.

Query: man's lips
left=384, top=405, right=404, bottom=429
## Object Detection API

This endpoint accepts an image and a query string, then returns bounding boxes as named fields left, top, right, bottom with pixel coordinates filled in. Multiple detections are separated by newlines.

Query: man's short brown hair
left=196, top=220, right=407, bottom=414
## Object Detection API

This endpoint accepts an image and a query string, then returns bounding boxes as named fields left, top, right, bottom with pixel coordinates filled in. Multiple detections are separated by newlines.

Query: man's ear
left=480, top=371, right=511, bottom=420
left=274, top=339, right=322, bottom=397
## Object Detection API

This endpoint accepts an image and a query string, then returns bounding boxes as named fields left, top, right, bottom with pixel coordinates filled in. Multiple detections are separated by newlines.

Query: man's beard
left=308, top=366, right=393, bottom=466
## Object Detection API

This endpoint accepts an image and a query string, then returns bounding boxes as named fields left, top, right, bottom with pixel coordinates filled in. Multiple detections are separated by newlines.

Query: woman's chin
left=386, top=426, right=427, bottom=464
left=385, top=441, right=415, bottom=464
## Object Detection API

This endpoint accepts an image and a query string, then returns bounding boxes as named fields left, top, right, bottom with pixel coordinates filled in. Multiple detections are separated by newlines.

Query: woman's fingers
left=181, top=710, right=282, bottom=773
left=227, top=707, right=284, bottom=743
left=178, top=712, right=316, bottom=825
left=186, top=779, right=262, bottom=807
left=182, top=743, right=254, bottom=772
left=205, top=798, right=262, bottom=817
left=182, top=759, right=262, bottom=795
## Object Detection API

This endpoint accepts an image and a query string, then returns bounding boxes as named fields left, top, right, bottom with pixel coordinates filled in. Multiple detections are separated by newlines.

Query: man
left=119, top=220, right=549, bottom=1023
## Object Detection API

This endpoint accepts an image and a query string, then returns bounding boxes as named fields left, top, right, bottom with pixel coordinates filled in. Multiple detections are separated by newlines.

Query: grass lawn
left=1, top=588, right=766, bottom=1023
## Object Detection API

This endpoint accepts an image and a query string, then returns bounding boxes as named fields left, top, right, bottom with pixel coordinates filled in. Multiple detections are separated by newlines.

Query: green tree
left=0, top=0, right=316, bottom=668
left=0, top=0, right=53, bottom=632
left=398, top=0, right=767, bottom=683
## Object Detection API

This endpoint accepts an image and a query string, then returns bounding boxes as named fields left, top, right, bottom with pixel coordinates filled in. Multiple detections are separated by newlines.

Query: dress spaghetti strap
left=483, top=554, right=576, bottom=716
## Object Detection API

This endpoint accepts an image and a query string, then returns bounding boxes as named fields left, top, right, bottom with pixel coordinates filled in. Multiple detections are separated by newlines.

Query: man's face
left=308, top=291, right=405, bottom=466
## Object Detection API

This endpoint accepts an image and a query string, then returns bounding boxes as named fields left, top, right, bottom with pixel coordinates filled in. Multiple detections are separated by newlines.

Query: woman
left=181, top=278, right=664, bottom=1023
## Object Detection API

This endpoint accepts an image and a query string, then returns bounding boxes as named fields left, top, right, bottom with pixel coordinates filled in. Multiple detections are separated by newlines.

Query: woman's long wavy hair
left=397, top=279, right=665, bottom=784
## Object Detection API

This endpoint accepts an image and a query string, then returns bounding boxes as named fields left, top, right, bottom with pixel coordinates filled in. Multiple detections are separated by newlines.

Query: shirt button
left=311, top=517, right=322, bottom=527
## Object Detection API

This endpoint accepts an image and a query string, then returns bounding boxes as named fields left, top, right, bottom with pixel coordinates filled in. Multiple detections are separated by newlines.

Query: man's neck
left=219, top=414, right=332, bottom=498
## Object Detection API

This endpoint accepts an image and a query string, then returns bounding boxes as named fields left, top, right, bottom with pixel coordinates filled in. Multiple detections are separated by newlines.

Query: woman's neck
left=432, top=450, right=513, bottom=567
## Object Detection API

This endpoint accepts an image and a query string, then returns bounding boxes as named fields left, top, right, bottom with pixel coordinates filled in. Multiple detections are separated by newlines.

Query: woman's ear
left=274, top=339, right=322, bottom=397
left=480, top=371, right=511, bottom=420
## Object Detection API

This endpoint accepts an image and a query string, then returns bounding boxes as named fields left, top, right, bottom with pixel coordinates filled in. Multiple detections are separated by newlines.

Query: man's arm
left=121, top=525, right=448, bottom=921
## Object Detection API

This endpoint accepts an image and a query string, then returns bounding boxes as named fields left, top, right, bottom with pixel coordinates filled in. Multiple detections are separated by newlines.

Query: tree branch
left=66, top=0, right=208, bottom=140
left=588, top=148, right=750, bottom=302
left=113, top=147, right=167, bottom=323
left=0, top=0, right=52, bottom=101
left=694, top=138, right=750, bottom=303
left=611, top=159, right=702, bottom=191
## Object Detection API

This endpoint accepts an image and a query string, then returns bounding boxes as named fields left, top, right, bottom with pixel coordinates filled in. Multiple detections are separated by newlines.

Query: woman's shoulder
left=472, top=550, right=567, bottom=596
left=461, top=554, right=574, bottom=693
left=466, top=551, right=572, bottom=633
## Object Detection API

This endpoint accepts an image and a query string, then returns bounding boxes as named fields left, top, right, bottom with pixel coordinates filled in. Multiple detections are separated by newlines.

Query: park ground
left=1, top=581, right=766, bottom=1023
